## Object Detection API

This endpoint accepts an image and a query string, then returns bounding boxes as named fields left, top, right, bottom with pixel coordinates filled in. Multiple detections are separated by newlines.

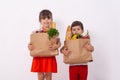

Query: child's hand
left=49, top=38, right=61, bottom=50
left=84, top=42, right=94, bottom=52
left=28, top=43, right=34, bottom=51
left=60, top=47, right=70, bottom=55
left=49, top=44, right=58, bottom=50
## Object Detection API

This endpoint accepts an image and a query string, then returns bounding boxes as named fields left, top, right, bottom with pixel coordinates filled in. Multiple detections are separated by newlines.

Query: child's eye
left=73, top=29, right=76, bottom=31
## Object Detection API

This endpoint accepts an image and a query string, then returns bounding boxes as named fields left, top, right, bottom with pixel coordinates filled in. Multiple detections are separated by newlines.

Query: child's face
left=40, top=18, right=52, bottom=27
left=71, top=26, right=83, bottom=35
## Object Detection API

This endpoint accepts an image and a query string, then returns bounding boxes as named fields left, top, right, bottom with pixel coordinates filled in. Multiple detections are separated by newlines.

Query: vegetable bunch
left=47, top=28, right=59, bottom=39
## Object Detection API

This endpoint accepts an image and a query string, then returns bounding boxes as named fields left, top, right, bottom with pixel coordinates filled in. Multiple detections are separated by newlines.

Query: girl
left=28, top=9, right=61, bottom=80
left=61, top=21, right=94, bottom=80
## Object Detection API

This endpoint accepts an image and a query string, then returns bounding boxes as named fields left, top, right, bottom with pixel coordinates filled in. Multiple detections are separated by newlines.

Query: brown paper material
left=63, top=39, right=93, bottom=64
left=30, top=33, right=58, bottom=57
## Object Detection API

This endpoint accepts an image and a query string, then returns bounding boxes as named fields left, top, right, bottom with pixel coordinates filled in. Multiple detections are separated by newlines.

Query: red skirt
left=31, top=56, right=57, bottom=73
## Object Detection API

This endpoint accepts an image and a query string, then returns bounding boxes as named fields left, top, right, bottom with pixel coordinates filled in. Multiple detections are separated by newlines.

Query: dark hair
left=71, top=21, right=84, bottom=31
left=39, top=9, right=52, bottom=21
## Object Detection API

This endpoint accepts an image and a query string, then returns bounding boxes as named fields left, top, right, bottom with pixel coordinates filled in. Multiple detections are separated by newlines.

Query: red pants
left=69, top=65, right=88, bottom=80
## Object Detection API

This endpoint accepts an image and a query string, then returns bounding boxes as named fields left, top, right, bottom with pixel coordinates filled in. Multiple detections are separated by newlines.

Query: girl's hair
left=39, top=9, right=52, bottom=21
left=71, top=21, right=84, bottom=31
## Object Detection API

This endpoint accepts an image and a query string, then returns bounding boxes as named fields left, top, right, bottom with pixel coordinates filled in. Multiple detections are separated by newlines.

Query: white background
left=0, top=0, right=120, bottom=80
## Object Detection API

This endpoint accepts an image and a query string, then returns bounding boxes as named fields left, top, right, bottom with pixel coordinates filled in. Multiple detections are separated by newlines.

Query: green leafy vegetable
left=47, top=28, right=59, bottom=39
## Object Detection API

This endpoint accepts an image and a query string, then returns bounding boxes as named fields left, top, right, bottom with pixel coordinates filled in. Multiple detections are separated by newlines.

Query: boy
left=61, top=21, right=94, bottom=80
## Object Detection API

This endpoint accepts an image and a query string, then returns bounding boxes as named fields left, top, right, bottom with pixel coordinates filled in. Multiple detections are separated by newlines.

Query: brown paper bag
left=63, top=39, right=93, bottom=64
left=30, top=32, right=58, bottom=57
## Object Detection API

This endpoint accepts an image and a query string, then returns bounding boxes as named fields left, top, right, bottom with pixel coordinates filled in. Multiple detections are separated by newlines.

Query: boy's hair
left=71, top=21, right=84, bottom=31
left=39, top=9, right=52, bottom=21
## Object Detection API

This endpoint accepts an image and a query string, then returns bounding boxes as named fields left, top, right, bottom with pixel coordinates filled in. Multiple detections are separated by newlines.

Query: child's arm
left=56, top=38, right=61, bottom=48
left=28, top=31, right=36, bottom=51
left=28, top=43, right=34, bottom=51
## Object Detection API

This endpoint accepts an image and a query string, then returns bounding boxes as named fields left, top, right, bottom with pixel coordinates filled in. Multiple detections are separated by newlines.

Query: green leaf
left=47, top=28, right=59, bottom=39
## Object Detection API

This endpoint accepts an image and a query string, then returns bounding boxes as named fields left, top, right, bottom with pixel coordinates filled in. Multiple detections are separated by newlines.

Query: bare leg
left=38, top=72, right=44, bottom=80
left=45, top=73, right=52, bottom=80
